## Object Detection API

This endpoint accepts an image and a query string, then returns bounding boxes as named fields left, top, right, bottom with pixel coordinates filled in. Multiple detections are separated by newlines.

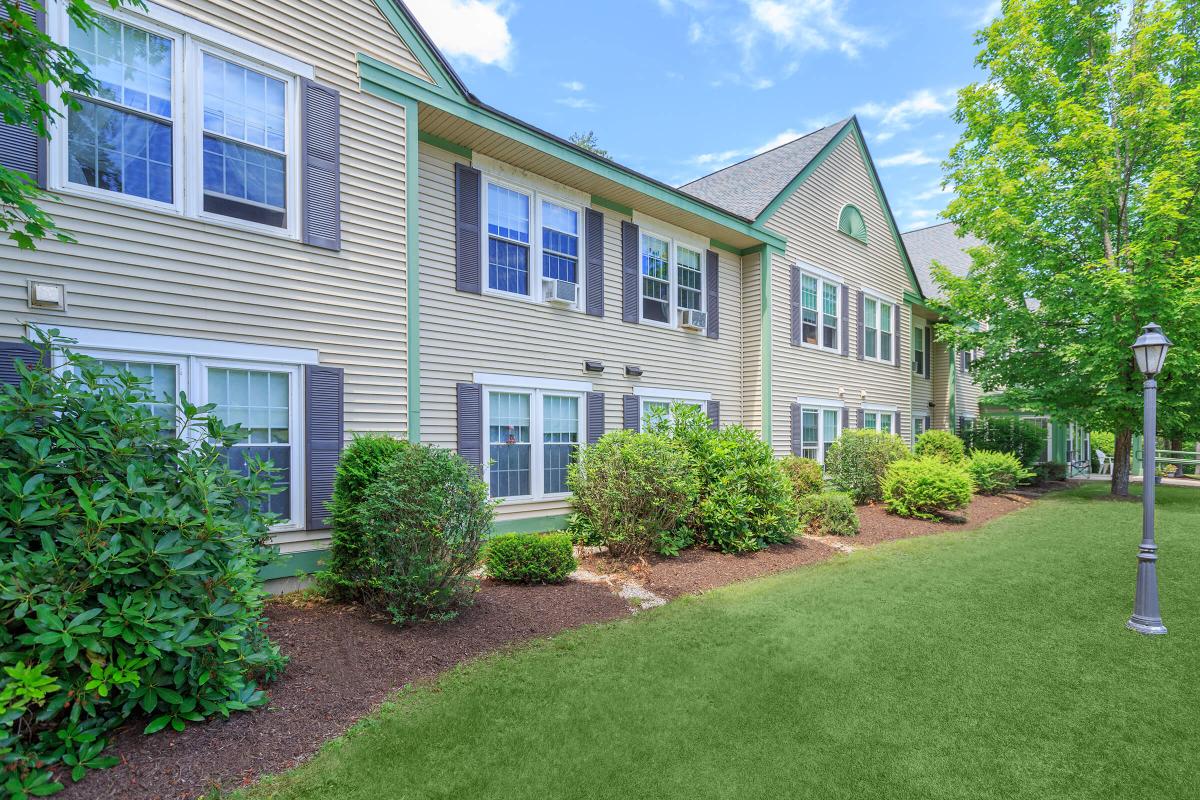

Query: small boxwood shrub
left=797, top=492, right=860, bottom=537
left=0, top=334, right=284, bottom=795
left=568, top=430, right=698, bottom=558
left=824, top=429, right=911, bottom=504
left=965, top=450, right=1033, bottom=495
left=780, top=456, right=824, bottom=500
left=694, top=426, right=798, bottom=553
left=485, top=533, right=577, bottom=584
left=914, top=429, right=966, bottom=463
left=343, top=445, right=493, bottom=624
left=962, top=417, right=1048, bottom=468
left=882, top=457, right=974, bottom=520
left=320, top=434, right=409, bottom=601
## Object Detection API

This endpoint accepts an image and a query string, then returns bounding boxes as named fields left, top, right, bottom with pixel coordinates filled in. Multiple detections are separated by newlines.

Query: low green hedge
left=797, top=492, right=860, bottom=536
left=966, top=450, right=1033, bottom=495
left=485, top=533, right=577, bottom=584
left=915, top=429, right=966, bottom=463
left=882, top=457, right=974, bottom=520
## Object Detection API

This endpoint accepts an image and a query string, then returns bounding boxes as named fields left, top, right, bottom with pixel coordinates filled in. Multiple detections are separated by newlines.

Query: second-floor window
left=640, top=231, right=706, bottom=330
left=863, top=296, right=893, bottom=362
left=912, top=323, right=925, bottom=375
left=800, top=272, right=840, bottom=350
left=485, top=179, right=583, bottom=305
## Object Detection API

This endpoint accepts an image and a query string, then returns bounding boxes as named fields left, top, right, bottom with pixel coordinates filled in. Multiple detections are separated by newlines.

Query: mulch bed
left=58, top=581, right=630, bottom=800
left=62, top=482, right=1069, bottom=800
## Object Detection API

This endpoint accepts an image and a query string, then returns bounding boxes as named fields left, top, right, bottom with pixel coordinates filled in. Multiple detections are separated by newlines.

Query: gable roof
left=901, top=222, right=984, bottom=300
left=679, top=120, right=852, bottom=220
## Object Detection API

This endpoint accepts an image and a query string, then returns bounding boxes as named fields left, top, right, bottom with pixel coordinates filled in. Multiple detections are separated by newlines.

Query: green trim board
left=357, top=54, right=785, bottom=252
left=418, top=130, right=471, bottom=159
left=371, top=0, right=469, bottom=100
left=404, top=98, right=422, bottom=442
left=590, top=194, right=634, bottom=217
left=260, top=548, right=327, bottom=581
left=752, top=118, right=923, bottom=298
left=491, top=514, right=571, bottom=535
left=709, top=238, right=741, bottom=256
left=948, top=347, right=958, bottom=423
left=760, top=247, right=779, bottom=445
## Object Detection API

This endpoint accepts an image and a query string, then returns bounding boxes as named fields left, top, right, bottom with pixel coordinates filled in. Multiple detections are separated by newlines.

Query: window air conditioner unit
left=680, top=309, right=707, bottom=331
left=541, top=277, right=578, bottom=306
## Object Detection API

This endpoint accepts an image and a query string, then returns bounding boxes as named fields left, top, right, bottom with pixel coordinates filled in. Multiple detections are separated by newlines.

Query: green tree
left=1, top=0, right=136, bottom=249
left=568, top=130, right=609, bottom=158
left=937, top=0, right=1200, bottom=496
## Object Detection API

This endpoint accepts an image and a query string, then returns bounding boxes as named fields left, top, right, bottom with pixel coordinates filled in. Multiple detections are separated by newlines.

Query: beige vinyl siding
left=418, top=143, right=746, bottom=522
left=931, top=339, right=953, bottom=430
left=0, top=0, right=423, bottom=551
left=740, top=251, right=763, bottom=436
left=955, top=353, right=984, bottom=422
left=762, top=134, right=915, bottom=454
left=909, top=312, right=933, bottom=441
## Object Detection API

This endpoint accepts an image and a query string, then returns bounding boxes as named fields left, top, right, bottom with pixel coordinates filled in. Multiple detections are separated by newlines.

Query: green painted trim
left=755, top=122, right=853, bottom=223
left=404, top=98, right=422, bottom=443
left=418, top=130, right=471, bottom=159
left=590, top=194, right=634, bottom=217
left=760, top=247, right=778, bottom=445
left=260, top=548, right=327, bottom=581
left=948, top=347, right=958, bottom=423
left=491, top=514, right=570, bottom=535
left=741, top=243, right=767, bottom=257
left=370, top=0, right=466, bottom=100
left=358, top=54, right=786, bottom=251
left=709, top=238, right=741, bottom=255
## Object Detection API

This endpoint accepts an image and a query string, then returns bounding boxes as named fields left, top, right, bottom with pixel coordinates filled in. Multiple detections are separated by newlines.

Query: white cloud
left=855, top=88, right=953, bottom=131
left=556, top=96, right=598, bottom=110
left=975, top=0, right=1001, bottom=27
left=912, top=183, right=952, bottom=202
left=561, top=80, right=585, bottom=92
left=742, top=0, right=881, bottom=59
left=685, top=125, right=815, bottom=177
left=876, top=149, right=938, bottom=167
left=405, top=0, right=515, bottom=70
left=688, top=20, right=705, bottom=43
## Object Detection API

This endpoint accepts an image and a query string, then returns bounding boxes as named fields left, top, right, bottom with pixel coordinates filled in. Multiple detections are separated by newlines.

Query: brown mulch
left=58, top=581, right=630, bottom=800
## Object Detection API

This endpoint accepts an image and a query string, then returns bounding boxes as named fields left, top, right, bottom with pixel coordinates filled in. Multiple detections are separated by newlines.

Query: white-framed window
left=639, top=230, right=707, bottom=331
left=50, top=328, right=312, bottom=530
left=483, top=176, right=583, bottom=306
left=796, top=399, right=843, bottom=463
left=912, top=322, right=926, bottom=376
left=862, top=406, right=897, bottom=434
left=799, top=271, right=841, bottom=351
left=913, top=413, right=931, bottom=440
left=482, top=384, right=585, bottom=500
left=635, top=387, right=710, bottom=429
left=48, top=2, right=307, bottom=238
left=863, top=294, right=894, bottom=363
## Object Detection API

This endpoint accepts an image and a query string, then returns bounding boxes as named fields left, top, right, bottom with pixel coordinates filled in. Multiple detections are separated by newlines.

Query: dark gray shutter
left=789, top=266, right=801, bottom=347
left=300, top=79, right=341, bottom=250
left=622, top=394, right=640, bottom=431
left=841, top=406, right=850, bottom=431
left=621, top=221, right=639, bottom=323
left=958, top=350, right=967, bottom=374
left=790, top=404, right=802, bottom=455
left=456, top=383, right=483, bottom=468
left=856, top=290, right=865, bottom=360
left=585, top=208, right=605, bottom=316
left=857, top=408, right=865, bottom=429
left=924, top=326, right=933, bottom=379
left=0, top=2, right=46, bottom=189
left=455, top=163, right=482, bottom=294
left=895, top=411, right=903, bottom=437
left=705, top=250, right=719, bottom=339
left=0, top=341, right=42, bottom=387
left=586, top=391, right=605, bottom=444
left=304, top=365, right=344, bottom=530
left=893, top=304, right=902, bottom=368
left=840, top=285, right=850, bottom=357
left=706, top=400, right=720, bottom=430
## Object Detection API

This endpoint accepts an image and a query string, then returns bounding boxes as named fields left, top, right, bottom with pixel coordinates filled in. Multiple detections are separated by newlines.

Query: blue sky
left=404, top=0, right=1001, bottom=231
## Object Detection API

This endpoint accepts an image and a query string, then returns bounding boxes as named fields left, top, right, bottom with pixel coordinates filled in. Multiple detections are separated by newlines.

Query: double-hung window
left=913, top=413, right=930, bottom=440
left=799, top=270, right=840, bottom=351
left=863, top=408, right=896, bottom=434
left=639, top=230, right=707, bottom=331
left=797, top=401, right=842, bottom=463
left=484, top=178, right=584, bottom=305
left=54, top=5, right=303, bottom=235
left=912, top=324, right=925, bottom=376
left=485, top=387, right=584, bottom=500
left=863, top=295, right=894, bottom=362
left=640, top=395, right=705, bottom=430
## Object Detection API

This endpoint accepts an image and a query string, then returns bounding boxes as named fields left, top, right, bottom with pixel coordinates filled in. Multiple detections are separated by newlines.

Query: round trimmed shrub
left=914, top=429, right=966, bottom=463
left=484, top=533, right=577, bottom=584
left=824, top=429, right=911, bottom=504
left=882, top=457, right=974, bottom=520
left=320, top=434, right=409, bottom=600
left=568, top=430, right=698, bottom=558
left=965, top=450, right=1032, bottom=495
left=0, top=336, right=284, bottom=792
left=694, top=426, right=798, bottom=553
left=780, top=456, right=824, bottom=500
left=351, top=444, right=493, bottom=624
left=797, top=492, right=860, bottom=537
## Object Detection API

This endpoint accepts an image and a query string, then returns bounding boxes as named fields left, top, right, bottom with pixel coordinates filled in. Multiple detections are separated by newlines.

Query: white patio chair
left=1095, top=448, right=1113, bottom=475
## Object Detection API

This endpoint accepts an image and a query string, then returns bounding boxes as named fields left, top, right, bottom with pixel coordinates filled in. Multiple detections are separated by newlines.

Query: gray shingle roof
left=901, top=222, right=984, bottom=300
left=679, top=119, right=852, bottom=220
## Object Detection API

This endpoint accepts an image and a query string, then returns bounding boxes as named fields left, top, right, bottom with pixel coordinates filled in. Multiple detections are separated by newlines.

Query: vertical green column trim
left=404, top=98, right=422, bottom=443
left=760, top=247, right=777, bottom=445
left=948, top=346, right=957, bottom=426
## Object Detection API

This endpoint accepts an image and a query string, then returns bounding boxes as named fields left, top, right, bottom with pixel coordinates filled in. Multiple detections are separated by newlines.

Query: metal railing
left=1154, top=448, right=1200, bottom=477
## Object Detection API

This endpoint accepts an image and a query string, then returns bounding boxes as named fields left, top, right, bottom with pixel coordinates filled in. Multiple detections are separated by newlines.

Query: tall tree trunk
left=1112, top=427, right=1133, bottom=497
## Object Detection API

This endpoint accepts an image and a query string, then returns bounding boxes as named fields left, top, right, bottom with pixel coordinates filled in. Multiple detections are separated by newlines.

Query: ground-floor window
left=863, top=407, right=896, bottom=434
left=796, top=403, right=842, bottom=463
left=913, top=413, right=930, bottom=440
left=60, top=332, right=306, bottom=528
left=638, top=390, right=708, bottom=430
left=485, top=386, right=584, bottom=500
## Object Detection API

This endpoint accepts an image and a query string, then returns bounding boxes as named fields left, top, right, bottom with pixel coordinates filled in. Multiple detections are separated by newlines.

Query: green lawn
left=244, top=485, right=1199, bottom=800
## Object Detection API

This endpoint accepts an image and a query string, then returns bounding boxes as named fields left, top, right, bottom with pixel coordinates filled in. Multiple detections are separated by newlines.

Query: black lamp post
left=1128, top=322, right=1171, bottom=635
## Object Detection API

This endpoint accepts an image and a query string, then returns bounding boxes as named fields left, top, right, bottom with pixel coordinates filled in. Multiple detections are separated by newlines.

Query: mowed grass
left=243, top=485, right=1199, bottom=800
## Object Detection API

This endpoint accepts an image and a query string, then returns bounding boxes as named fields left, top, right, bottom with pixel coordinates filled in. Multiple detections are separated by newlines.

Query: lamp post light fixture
left=1128, top=322, right=1172, bottom=636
